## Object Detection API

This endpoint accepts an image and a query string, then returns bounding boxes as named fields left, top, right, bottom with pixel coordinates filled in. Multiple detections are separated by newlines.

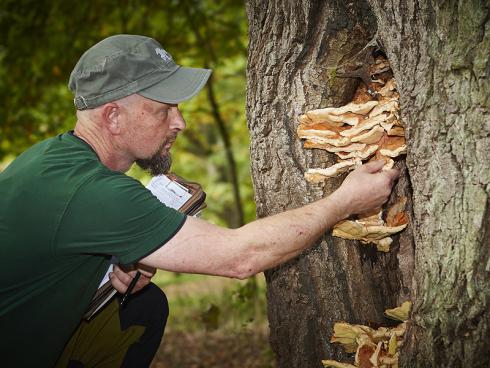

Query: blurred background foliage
left=0, top=0, right=254, bottom=228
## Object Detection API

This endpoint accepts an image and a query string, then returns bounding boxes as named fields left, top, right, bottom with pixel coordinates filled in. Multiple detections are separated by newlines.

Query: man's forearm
left=233, top=192, right=349, bottom=276
left=140, top=192, right=349, bottom=279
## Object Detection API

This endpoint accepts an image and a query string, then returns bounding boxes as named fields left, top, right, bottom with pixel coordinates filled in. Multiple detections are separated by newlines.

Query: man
left=0, top=35, right=399, bottom=367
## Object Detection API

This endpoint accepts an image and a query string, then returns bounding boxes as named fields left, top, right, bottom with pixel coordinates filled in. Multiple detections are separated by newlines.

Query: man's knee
left=119, top=283, right=169, bottom=367
left=119, top=282, right=169, bottom=332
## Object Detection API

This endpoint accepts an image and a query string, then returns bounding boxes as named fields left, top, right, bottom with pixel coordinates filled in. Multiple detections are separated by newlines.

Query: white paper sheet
left=146, top=175, right=192, bottom=210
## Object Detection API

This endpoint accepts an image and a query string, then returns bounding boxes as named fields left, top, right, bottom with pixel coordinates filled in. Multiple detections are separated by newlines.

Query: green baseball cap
left=68, top=34, right=211, bottom=110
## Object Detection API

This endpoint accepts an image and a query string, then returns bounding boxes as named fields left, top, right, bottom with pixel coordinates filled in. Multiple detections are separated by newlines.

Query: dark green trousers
left=56, top=283, right=168, bottom=368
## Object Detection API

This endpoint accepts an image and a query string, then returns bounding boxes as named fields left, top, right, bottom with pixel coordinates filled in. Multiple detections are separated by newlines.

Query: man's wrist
left=326, top=190, right=351, bottom=222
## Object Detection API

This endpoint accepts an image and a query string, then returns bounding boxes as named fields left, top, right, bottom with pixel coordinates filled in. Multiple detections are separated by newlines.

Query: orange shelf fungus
left=332, top=196, right=408, bottom=252
left=322, top=302, right=411, bottom=368
left=384, top=301, right=412, bottom=322
left=305, top=160, right=361, bottom=183
left=298, top=56, right=407, bottom=251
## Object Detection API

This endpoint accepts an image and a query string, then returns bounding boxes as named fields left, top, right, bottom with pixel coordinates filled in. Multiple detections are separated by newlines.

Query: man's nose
left=172, top=109, right=186, bottom=131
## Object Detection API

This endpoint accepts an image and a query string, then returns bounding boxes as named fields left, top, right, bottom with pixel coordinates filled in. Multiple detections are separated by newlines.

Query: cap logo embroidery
left=155, top=48, right=172, bottom=63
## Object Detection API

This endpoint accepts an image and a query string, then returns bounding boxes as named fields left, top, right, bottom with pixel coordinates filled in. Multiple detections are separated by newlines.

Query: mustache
left=165, top=133, right=178, bottom=145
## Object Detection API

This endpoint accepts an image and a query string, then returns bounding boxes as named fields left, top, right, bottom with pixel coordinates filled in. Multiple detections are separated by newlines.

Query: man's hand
left=109, top=264, right=156, bottom=294
left=332, top=160, right=400, bottom=217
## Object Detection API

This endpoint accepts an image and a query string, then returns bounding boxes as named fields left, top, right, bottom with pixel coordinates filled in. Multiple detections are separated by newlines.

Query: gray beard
left=136, top=150, right=172, bottom=176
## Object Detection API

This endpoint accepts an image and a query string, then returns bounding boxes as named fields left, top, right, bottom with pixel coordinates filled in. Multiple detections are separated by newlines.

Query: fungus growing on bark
left=385, top=197, right=408, bottom=227
left=340, top=114, right=389, bottom=138
left=336, top=144, right=379, bottom=160
left=322, top=361, right=356, bottom=368
left=297, top=56, right=407, bottom=251
left=377, top=136, right=406, bottom=157
left=303, top=141, right=367, bottom=153
left=322, top=303, right=410, bottom=368
left=305, top=160, right=360, bottom=183
left=306, top=101, right=379, bottom=122
left=332, top=197, right=408, bottom=252
left=350, top=126, right=385, bottom=144
left=384, top=301, right=412, bottom=322
left=386, top=126, right=405, bottom=137
left=332, top=220, right=407, bottom=252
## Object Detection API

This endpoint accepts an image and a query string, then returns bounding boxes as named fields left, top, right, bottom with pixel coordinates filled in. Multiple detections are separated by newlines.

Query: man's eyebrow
left=142, top=102, right=163, bottom=113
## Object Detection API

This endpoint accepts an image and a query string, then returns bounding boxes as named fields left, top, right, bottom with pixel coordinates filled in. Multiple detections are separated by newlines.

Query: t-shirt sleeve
left=54, top=171, right=186, bottom=264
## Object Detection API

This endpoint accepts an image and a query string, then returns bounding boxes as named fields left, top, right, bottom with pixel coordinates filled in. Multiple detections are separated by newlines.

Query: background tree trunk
left=367, top=1, right=490, bottom=366
left=246, top=1, right=413, bottom=366
left=247, top=0, right=489, bottom=367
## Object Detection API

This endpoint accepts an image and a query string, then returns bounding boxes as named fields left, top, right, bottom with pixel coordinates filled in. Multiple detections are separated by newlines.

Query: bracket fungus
left=305, top=160, right=360, bottom=183
left=384, top=301, right=412, bottom=322
left=322, top=302, right=411, bottom=368
left=332, top=196, right=408, bottom=252
left=297, top=56, right=408, bottom=251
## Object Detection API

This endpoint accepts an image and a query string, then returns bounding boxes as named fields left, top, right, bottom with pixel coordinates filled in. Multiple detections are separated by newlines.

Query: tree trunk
left=367, top=1, right=490, bottom=366
left=246, top=0, right=489, bottom=367
left=246, top=1, right=413, bottom=366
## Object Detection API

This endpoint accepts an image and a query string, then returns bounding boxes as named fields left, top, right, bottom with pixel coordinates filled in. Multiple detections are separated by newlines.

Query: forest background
left=1, top=1, right=274, bottom=367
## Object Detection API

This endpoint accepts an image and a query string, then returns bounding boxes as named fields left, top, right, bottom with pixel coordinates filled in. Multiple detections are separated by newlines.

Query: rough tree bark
left=368, top=1, right=490, bottom=366
left=246, top=1, right=413, bottom=367
left=246, top=0, right=489, bottom=367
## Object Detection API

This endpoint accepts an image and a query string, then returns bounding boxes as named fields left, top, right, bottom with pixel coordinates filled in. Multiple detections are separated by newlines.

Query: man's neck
left=73, top=124, right=133, bottom=172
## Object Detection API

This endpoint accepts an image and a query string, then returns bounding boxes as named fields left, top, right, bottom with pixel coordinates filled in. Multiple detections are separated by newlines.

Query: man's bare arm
left=139, top=161, right=399, bottom=279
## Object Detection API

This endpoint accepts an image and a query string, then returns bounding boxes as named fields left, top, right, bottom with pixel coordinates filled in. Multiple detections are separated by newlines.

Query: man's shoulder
left=82, top=167, right=143, bottom=190
left=72, top=168, right=151, bottom=213
left=3, top=132, right=97, bottom=174
left=0, top=132, right=124, bottom=199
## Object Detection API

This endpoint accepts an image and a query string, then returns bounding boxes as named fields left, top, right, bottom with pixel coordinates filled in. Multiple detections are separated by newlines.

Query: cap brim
left=138, top=66, right=212, bottom=104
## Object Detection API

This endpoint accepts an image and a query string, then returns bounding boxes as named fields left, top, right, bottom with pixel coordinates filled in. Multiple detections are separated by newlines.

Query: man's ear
left=101, top=102, right=122, bottom=135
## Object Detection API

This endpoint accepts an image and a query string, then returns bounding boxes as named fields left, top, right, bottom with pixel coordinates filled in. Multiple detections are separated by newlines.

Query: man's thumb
left=363, top=160, right=385, bottom=173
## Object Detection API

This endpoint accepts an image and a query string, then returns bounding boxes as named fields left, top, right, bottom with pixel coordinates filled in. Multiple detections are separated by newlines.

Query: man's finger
left=136, top=263, right=156, bottom=278
left=109, top=272, right=128, bottom=294
left=383, top=168, right=400, bottom=181
left=112, top=265, right=134, bottom=284
left=362, top=160, right=385, bottom=173
left=134, top=275, right=151, bottom=293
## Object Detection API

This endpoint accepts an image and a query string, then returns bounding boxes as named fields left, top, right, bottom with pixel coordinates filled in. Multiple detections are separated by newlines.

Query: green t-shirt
left=0, top=132, right=186, bottom=367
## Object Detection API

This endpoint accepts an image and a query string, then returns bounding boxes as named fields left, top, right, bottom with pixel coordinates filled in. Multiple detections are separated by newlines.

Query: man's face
left=123, top=96, right=186, bottom=175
